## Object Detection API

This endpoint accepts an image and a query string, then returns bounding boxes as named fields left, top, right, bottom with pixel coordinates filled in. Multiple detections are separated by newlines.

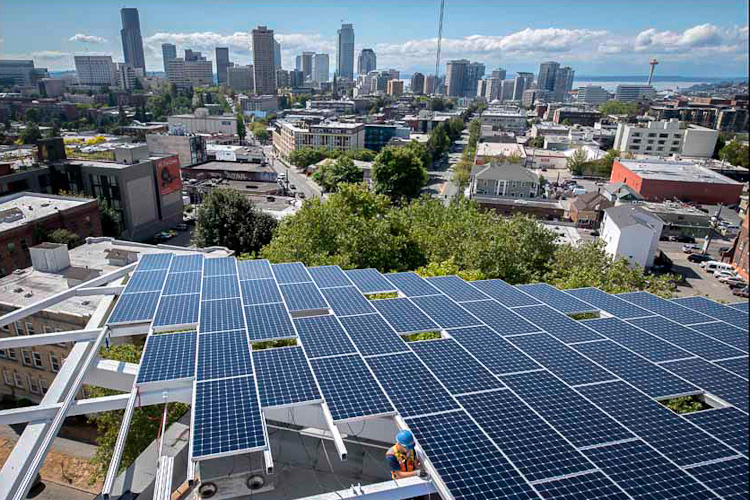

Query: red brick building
left=610, top=158, right=744, bottom=205
left=728, top=216, right=749, bottom=281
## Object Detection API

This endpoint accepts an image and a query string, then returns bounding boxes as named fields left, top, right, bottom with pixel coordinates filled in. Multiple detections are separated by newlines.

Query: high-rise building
left=298, top=52, right=314, bottom=80
left=336, top=23, right=355, bottom=79
left=227, top=65, right=254, bottom=92
left=276, top=69, right=289, bottom=88
left=0, top=60, right=47, bottom=86
left=74, top=55, right=117, bottom=86
left=577, top=85, right=610, bottom=105
left=166, top=51, right=213, bottom=88
left=386, top=80, right=404, bottom=96
left=477, top=79, right=488, bottom=98
left=120, top=7, right=146, bottom=73
left=161, top=43, right=177, bottom=73
left=313, top=53, right=329, bottom=83
left=289, top=69, right=304, bottom=88
left=274, top=39, right=282, bottom=69
left=423, top=74, right=438, bottom=95
left=491, top=68, right=506, bottom=80
left=553, top=66, right=575, bottom=101
left=537, top=61, right=560, bottom=93
left=215, top=47, right=230, bottom=85
left=500, top=79, right=515, bottom=102
left=388, top=69, right=400, bottom=81
left=513, top=72, right=534, bottom=101
left=252, top=25, right=277, bottom=95
left=115, top=63, right=137, bottom=90
left=464, top=62, right=485, bottom=97
left=484, top=77, right=501, bottom=100
left=358, top=49, right=376, bottom=75
left=410, top=72, right=425, bottom=95
left=445, top=59, right=469, bottom=97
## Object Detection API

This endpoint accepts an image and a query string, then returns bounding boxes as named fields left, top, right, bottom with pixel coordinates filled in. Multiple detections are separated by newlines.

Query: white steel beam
left=295, top=475, right=437, bottom=500
left=0, top=328, right=101, bottom=349
left=263, top=448, right=274, bottom=475
left=85, top=358, right=139, bottom=392
left=321, top=403, right=348, bottom=461
left=102, top=389, right=139, bottom=499
left=76, top=285, right=126, bottom=296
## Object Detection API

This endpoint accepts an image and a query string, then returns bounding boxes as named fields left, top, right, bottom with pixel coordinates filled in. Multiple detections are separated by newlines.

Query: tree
left=24, top=108, right=40, bottom=123
left=192, top=188, right=277, bottom=254
left=599, top=101, right=638, bottom=116
left=345, top=149, right=377, bottom=162
left=372, top=145, right=428, bottom=200
left=107, top=91, right=116, bottom=107
left=718, top=140, right=749, bottom=168
left=236, top=114, right=246, bottom=141
left=98, top=198, right=122, bottom=237
left=47, top=228, right=83, bottom=248
left=712, top=135, right=726, bottom=159
left=288, top=147, right=331, bottom=170
left=566, top=148, right=588, bottom=175
left=426, top=124, right=449, bottom=162
left=117, top=105, right=129, bottom=126
left=20, top=124, right=42, bottom=145
left=528, top=136, right=545, bottom=148
left=249, top=121, right=269, bottom=141
left=312, top=156, right=364, bottom=192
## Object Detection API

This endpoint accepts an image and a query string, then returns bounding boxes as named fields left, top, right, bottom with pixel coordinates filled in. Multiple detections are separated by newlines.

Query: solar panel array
left=111, top=254, right=749, bottom=499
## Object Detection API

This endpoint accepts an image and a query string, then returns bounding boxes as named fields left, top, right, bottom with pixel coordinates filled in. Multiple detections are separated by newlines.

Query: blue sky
left=1, top=1, right=748, bottom=76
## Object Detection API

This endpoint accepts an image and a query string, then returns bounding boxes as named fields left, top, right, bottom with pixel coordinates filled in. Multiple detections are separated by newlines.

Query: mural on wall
left=155, top=156, right=182, bottom=195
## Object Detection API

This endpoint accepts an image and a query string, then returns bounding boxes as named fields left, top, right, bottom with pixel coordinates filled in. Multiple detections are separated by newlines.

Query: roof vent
left=81, top=300, right=91, bottom=306
left=24, top=291, right=33, bottom=298
left=12, top=269, right=25, bottom=275
left=13, top=287, right=23, bottom=293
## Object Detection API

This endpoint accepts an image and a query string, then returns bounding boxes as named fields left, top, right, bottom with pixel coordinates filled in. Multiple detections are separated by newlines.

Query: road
left=262, top=145, right=321, bottom=200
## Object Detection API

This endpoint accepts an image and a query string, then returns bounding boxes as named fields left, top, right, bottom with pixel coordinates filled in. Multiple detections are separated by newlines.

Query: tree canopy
left=599, top=101, right=639, bottom=116
left=312, top=156, right=364, bottom=192
left=371, top=145, right=429, bottom=200
left=288, top=147, right=376, bottom=170
left=719, top=140, right=749, bottom=168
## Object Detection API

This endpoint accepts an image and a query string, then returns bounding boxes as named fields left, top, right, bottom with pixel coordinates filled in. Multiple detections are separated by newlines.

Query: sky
left=1, top=0, right=748, bottom=77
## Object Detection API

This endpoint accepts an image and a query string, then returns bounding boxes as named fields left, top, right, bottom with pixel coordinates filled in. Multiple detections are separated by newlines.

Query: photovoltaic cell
left=203, top=256, right=238, bottom=277
left=728, top=301, right=749, bottom=312
left=244, top=303, right=295, bottom=341
left=307, top=265, right=351, bottom=288
left=199, top=298, right=244, bottom=333
left=240, top=278, right=282, bottom=306
left=237, top=259, right=274, bottom=280
left=153, top=293, right=200, bottom=328
left=253, top=346, right=322, bottom=408
left=672, top=296, right=748, bottom=329
left=109, top=291, right=161, bottom=324
left=384, top=272, right=440, bottom=297
left=124, top=270, right=167, bottom=294
left=460, top=299, right=541, bottom=336
left=196, top=330, right=252, bottom=381
left=533, top=471, right=629, bottom=500
left=582, top=317, right=693, bottom=362
left=137, top=331, right=196, bottom=384
left=293, top=314, right=356, bottom=359
left=660, top=357, right=749, bottom=411
left=279, top=282, right=329, bottom=312
left=683, top=407, right=748, bottom=455
left=425, top=275, right=489, bottom=302
left=320, top=286, right=375, bottom=316
left=516, top=283, right=597, bottom=314
left=162, top=271, right=202, bottom=295
left=617, top=291, right=713, bottom=325
left=201, top=275, right=241, bottom=301
left=449, top=326, right=542, bottom=375
left=271, top=262, right=310, bottom=284
left=371, top=298, right=439, bottom=333
left=337, top=314, right=408, bottom=356
left=689, top=322, right=749, bottom=353
left=169, top=254, right=203, bottom=273
left=716, top=356, right=749, bottom=378
left=469, top=279, right=540, bottom=307
left=565, top=287, right=652, bottom=320
left=688, top=457, right=749, bottom=500
left=513, top=304, right=603, bottom=343
left=344, top=268, right=396, bottom=294
left=409, top=295, right=482, bottom=329
left=136, top=253, right=173, bottom=271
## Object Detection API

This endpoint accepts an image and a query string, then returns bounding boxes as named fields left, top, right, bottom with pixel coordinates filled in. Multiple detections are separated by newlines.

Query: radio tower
left=648, top=58, right=659, bottom=85
left=434, top=0, right=445, bottom=96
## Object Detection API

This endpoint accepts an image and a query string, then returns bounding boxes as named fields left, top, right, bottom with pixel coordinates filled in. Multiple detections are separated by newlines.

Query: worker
left=386, top=430, right=427, bottom=480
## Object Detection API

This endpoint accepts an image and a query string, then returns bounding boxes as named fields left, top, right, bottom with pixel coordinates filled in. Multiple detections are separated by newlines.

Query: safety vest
left=386, top=445, right=417, bottom=475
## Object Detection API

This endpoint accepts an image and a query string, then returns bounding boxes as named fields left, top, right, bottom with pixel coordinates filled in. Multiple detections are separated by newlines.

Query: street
left=261, top=145, right=321, bottom=200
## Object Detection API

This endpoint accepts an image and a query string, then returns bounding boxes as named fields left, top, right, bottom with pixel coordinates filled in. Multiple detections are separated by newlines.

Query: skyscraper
left=313, top=53, right=329, bottom=83
left=336, top=23, right=355, bottom=79
left=120, top=8, right=146, bottom=73
left=512, top=72, right=535, bottom=101
left=252, top=26, right=277, bottom=95
left=423, top=74, right=438, bottom=94
left=274, top=39, right=282, bottom=69
left=464, top=62, right=485, bottom=96
left=410, top=72, right=425, bottom=95
left=357, top=49, right=376, bottom=75
left=553, top=66, right=575, bottom=101
left=445, top=59, right=468, bottom=97
left=215, top=47, right=230, bottom=85
left=491, top=68, right=507, bottom=80
left=537, top=61, right=560, bottom=93
left=162, top=43, right=177, bottom=73
left=299, top=52, right=314, bottom=80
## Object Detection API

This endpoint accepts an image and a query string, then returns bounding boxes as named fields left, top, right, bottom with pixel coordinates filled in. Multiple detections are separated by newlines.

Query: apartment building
left=613, top=119, right=719, bottom=157
left=273, top=120, right=365, bottom=160
left=167, top=108, right=238, bottom=136
left=469, top=161, right=539, bottom=199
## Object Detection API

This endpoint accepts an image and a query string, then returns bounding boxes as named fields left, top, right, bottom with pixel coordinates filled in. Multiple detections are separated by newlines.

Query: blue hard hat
left=396, top=430, right=415, bottom=450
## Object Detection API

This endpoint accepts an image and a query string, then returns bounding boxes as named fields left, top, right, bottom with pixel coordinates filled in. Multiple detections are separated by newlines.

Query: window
left=28, top=376, right=40, bottom=394
left=21, top=349, right=32, bottom=366
left=0, top=349, right=5, bottom=359
left=25, top=322, right=34, bottom=335
left=32, top=351, right=43, bottom=369
left=49, top=354, right=61, bottom=373
left=43, top=325, right=53, bottom=334
left=20, top=238, right=29, bottom=250
left=1, top=323, right=8, bottom=332
left=3, top=370, right=13, bottom=386
left=7, top=242, right=15, bottom=254
left=15, top=321, right=26, bottom=335
left=13, top=372, right=25, bottom=389
left=40, top=379, right=48, bottom=394
left=7, top=348, right=17, bottom=361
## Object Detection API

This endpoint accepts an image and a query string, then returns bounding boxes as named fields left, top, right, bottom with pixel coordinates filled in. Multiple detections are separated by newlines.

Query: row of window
left=2, top=322, right=68, bottom=346
left=3, top=370, right=48, bottom=395
left=0, top=349, right=62, bottom=372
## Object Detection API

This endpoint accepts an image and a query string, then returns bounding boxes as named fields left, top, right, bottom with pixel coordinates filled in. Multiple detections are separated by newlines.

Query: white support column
left=263, top=448, right=275, bottom=475
left=0, top=328, right=101, bottom=349
left=76, top=285, right=126, bottom=296
left=320, top=403, right=348, bottom=461
left=102, top=389, right=139, bottom=499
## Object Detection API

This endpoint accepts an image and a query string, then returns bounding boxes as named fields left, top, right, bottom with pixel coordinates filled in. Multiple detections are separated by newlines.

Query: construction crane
left=434, top=0, right=445, bottom=92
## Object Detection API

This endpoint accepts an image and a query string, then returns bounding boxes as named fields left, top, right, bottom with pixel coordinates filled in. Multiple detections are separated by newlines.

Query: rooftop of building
left=471, top=162, right=538, bottom=184
left=617, top=158, right=743, bottom=185
left=472, top=195, right=565, bottom=210
left=604, top=204, right=663, bottom=229
left=475, top=142, right=526, bottom=158
left=185, top=160, right=274, bottom=174
left=0, top=192, right=95, bottom=233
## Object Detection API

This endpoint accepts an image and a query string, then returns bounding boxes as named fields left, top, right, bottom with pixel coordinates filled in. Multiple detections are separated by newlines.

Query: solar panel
left=516, top=283, right=597, bottom=314
left=728, top=301, right=749, bottom=312
left=409, top=339, right=504, bottom=395
left=683, top=407, right=748, bottom=456
left=582, top=317, right=693, bottom=362
left=152, top=293, right=200, bottom=329
left=508, top=333, right=616, bottom=386
left=688, top=322, right=749, bottom=353
left=307, top=265, right=351, bottom=288
left=425, top=275, right=489, bottom=302
left=501, top=371, right=635, bottom=448
left=192, top=375, right=265, bottom=459
left=309, top=354, right=394, bottom=421
left=240, top=278, right=282, bottom=306
left=573, top=340, right=698, bottom=398
left=565, top=287, right=652, bottom=319
left=532, top=471, right=629, bottom=500
left=124, top=270, right=167, bottom=294
left=688, top=457, right=749, bottom=500
left=203, top=256, right=238, bottom=277
left=366, top=352, right=460, bottom=417
left=617, top=291, right=714, bottom=325
left=344, top=268, right=396, bottom=294
left=583, top=440, right=717, bottom=500
left=293, top=315, right=356, bottom=359
left=577, top=381, right=736, bottom=466
left=405, top=410, right=539, bottom=500
left=659, top=357, right=749, bottom=411
left=253, top=346, right=322, bottom=408
left=244, top=303, right=296, bottom=342
left=279, top=282, right=329, bottom=312
left=198, top=298, right=244, bottom=333
left=716, top=357, right=749, bottom=378
left=628, top=316, right=745, bottom=361
left=384, top=272, right=440, bottom=297
left=109, top=291, right=161, bottom=324
left=460, top=299, right=541, bottom=336
left=237, top=259, right=274, bottom=280
left=672, top=296, right=748, bottom=329
left=320, top=286, right=376, bottom=316
left=449, top=326, right=542, bottom=375
left=458, top=390, right=593, bottom=482
left=162, top=271, right=202, bottom=295
left=371, top=298, right=439, bottom=333
left=271, top=262, right=310, bottom=284
left=409, top=295, right=483, bottom=329
left=137, top=331, right=196, bottom=385
left=337, top=314, right=408, bottom=356
left=469, top=279, right=540, bottom=307
left=513, top=304, right=603, bottom=343
left=196, top=330, right=253, bottom=381
left=201, top=275, right=241, bottom=301
left=169, top=254, right=203, bottom=273
left=137, top=253, right=173, bottom=271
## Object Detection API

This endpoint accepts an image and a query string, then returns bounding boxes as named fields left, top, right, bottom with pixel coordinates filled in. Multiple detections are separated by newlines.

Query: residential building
left=0, top=60, right=48, bottom=87
left=358, top=49, right=376, bottom=75
left=336, top=24, right=355, bottom=79
left=145, top=134, right=207, bottom=167
left=602, top=182, right=644, bottom=204
left=537, top=61, right=559, bottom=94
left=120, top=7, right=146, bottom=73
left=499, top=79, right=516, bottom=102
left=522, top=89, right=550, bottom=108
left=253, top=26, right=277, bottom=95
left=470, top=161, right=539, bottom=199
left=491, top=68, right=507, bottom=80
left=681, top=125, right=722, bottom=157
left=512, top=72, right=534, bottom=101
left=614, top=85, right=656, bottom=102
left=227, top=65, right=254, bottom=92
left=570, top=192, right=613, bottom=228
left=552, top=108, right=602, bottom=126
left=727, top=216, right=749, bottom=281
left=600, top=205, right=663, bottom=268
left=216, top=47, right=231, bottom=86
left=553, top=67, right=575, bottom=101
left=161, top=43, right=177, bottom=73
left=577, top=86, right=610, bottom=105
left=479, top=110, right=528, bottom=133
left=272, top=121, right=365, bottom=160
left=289, top=69, right=304, bottom=88
left=445, top=59, right=468, bottom=97
left=74, top=56, right=117, bottom=86
left=423, top=74, right=438, bottom=95
left=410, top=73, right=425, bottom=95
left=477, top=79, right=489, bottom=98
left=168, top=108, right=238, bottom=136
left=312, top=54, right=329, bottom=83
left=386, top=80, right=404, bottom=96
left=114, top=63, right=137, bottom=90
left=465, top=62, right=485, bottom=97
left=484, top=78, right=502, bottom=101
left=612, top=119, right=718, bottom=157
left=274, top=39, right=282, bottom=69
left=307, top=100, right=356, bottom=114
left=388, top=69, right=400, bottom=81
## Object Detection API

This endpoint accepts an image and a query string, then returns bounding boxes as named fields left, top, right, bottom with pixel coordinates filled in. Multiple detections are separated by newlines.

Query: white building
left=273, top=120, right=365, bottom=160
left=167, top=108, right=238, bottom=136
left=312, top=53, right=329, bottom=83
left=166, top=58, right=213, bottom=88
left=613, top=119, right=718, bottom=158
left=74, top=55, right=117, bottom=86
left=614, top=85, right=656, bottom=102
left=479, top=110, right=528, bottom=133
left=600, top=205, right=664, bottom=268
left=576, top=86, right=610, bottom=105
left=681, top=125, right=722, bottom=158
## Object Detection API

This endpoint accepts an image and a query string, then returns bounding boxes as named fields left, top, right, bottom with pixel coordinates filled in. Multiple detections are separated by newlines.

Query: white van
left=700, top=261, right=734, bottom=274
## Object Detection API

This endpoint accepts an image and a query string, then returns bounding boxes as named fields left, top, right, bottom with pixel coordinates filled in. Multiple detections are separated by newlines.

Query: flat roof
left=0, top=193, right=94, bottom=232
left=618, top=159, right=743, bottom=185
left=187, top=161, right=274, bottom=174
left=476, top=142, right=526, bottom=157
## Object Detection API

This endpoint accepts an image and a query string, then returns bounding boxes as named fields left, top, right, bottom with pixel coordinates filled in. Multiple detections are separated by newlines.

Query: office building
left=216, top=47, right=231, bottom=85
left=161, top=43, right=177, bottom=73
left=168, top=108, right=238, bottom=136
left=577, top=85, right=610, bottom=105
left=239, top=95, right=278, bottom=115
left=120, top=7, right=146, bottom=73
left=313, top=53, right=329, bottom=83
left=37, top=78, right=66, bottom=98
left=364, top=123, right=410, bottom=152
left=522, top=88, right=550, bottom=108
left=445, top=59, right=468, bottom=97
left=296, top=52, right=314, bottom=80
left=465, top=62, right=485, bottom=97
left=0, top=60, right=48, bottom=87
left=336, top=23, right=355, bottom=79
left=537, top=61, right=559, bottom=93
left=615, top=85, right=656, bottom=102
left=491, top=68, right=507, bottom=80
left=146, top=134, right=207, bottom=167
left=388, top=69, right=400, bottom=81
left=74, top=55, right=117, bottom=86
left=274, top=39, right=282, bottom=69
left=276, top=69, right=289, bottom=88
left=289, top=69, right=304, bottom=88
left=552, top=107, right=601, bottom=126
left=252, top=26, right=277, bottom=95
left=477, top=79, right=489, bottom=98
left=410, top=72, right=425, bottom=95
left=166, top=51, right=213, bottom=88
left=115, top=63, right=137, bottom=90
left=553, top=66, right=575, bottom=101
left=513, top=72, right=534, bottom=101
left=386, top=79, right=404, bottom=96
left=358, top=49, right=376, bottom=75
left=273, top=121, right=364, bottom=160
left=227, top=65, right=254, bottom=92
left=613, top=119, right=718, bottom=158
left=423, top=74, right=438, bottom=95
left=500, top=79, right=515, bottom=102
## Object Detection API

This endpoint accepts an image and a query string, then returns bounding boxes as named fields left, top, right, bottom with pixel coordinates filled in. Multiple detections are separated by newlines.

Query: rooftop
left=618, top=158, right=743, bottom=185
left=605, top=204, right=663, bottom=229
left=0, top=192, right=94, bottom=233
left=476, top=142, right=526, bottom=158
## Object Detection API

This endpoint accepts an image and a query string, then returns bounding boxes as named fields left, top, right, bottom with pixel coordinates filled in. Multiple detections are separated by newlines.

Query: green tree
left=566, top=148, right=588, bottom=175
left=98, top=198, right=122, bottom=237
left=562, top=118, right=573, bottom=126
left=236, top=114, right=246, bottom=141
left=426, top=124, right=450, bottom=162
left=25, top=108, right=40, bottom=123
left=528, top=136, right=545, bottom=148
left=192, top=188, right=277, bottom=254
left=47, top=228, right=84, bottom=248
left=372, top=145, right=428, bottom=200
left=345, top=148, right=377, bottom=162
left=312, top=156, right=364, bottom=192
left=48, top=122, right=61, bottom=138
left=249, top=121, right=269, bottom=141
left=415, top=257, right=483, bottom=281
left=117, top=105, right=129, bottom=126
left=599, top=101, right=638, bottom=116
left=712, top=135, right=726, bottom=159
left=288, top=147, right=331, bottom=170
left=107, top=91, right=116, bottom=107
left=718, top=140, right=749, bottom=168
left=20, top=124, right=42, bottom=145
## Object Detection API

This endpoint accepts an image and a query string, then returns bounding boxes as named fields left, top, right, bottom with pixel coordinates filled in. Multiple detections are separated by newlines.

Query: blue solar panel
left=425, top=275, right=489, bottom=302
left=573, top=340, right=697, bottom=398
left=405, top=411, right=539, bottom=500
left=279, top=282, right=329, bottom=312
left=124, top=270, right=167, bottom=294
left=449, top=326, right=542, bottom=375
left=294, top=315, right=356, bottom=359
left=196, top=330, right=252, bottom=381
left=583, top=440, right=717, bottom=500
left=170, top=254, right=203, bottom=273
left=533, top=471, right=629, bottom=500
left=469, top=279, right=540, bottom=307
left=201, top=275, right=241, bottom=301
left=371, top=298, right=439, bottom=333
left=459, top=390, right=592, bottom=482
left=728, top=301, right=749, bottom=312
left=688, top=457, right=749, bottom=500
left=409, top=339, right=504, bottom=395
left=344, top=268, right=396, bottom=294
left=628, top=316, right=745, bottom=361
left=684, top=407, right=748, bottom=455
left=689, top=322, right=749, bottom=353
left=337, top=314, right=408, bottom=356
left=240, top=278, right=282, bottom=306
left=199, top=298, right=244, bottom=333
left=271, top=262, right=310, bottom=284
left=203, top=256, right=238, bottom=277
left=307, top=265, right=351, bottom=288
left=137, top=331, right=196, bottom=385
left=513, top=304, right=603, bottom=343
left=460, top=299, right=541, bottom=336
left=153, top=293, right=200, bottom=328
left=565, top=287, right=652, bottom=319
left=577, top=381, right=736, bottom=466
left=409, top=295, right=482, bottom=329
left=366, top=352, right=460, bottom=417
left=517, top=283, right=598, bottom=314
left=508, top=333, right=616, bottom=386
left=162, top=271, right=202, bottom=295
left=109, top=291, right=161, bottom=324
left=309, top=354, right=394, bottom=421
left=582, top=317, right=693, bottom=362
left=716, top=356, right=749, bottom=377
left=244, top=303, right=295, bottom=341
left=617, top=291, right=714, bottom=325
left=253, top=346, right=322, bottom=408
left=384, top=272, right=440, bottom=297
left=237, top=259, right=274, bottom=280
left=501, top=371, right=634, bottom=447
left=672, top=296, right=748, bottom=329
left=320, top=286, right=375, bottom=316
left=192, top=375, right=265, bottom=459
left=137, top=253, right=173, bottom=271
left=659, top=357, right=749, bottom=411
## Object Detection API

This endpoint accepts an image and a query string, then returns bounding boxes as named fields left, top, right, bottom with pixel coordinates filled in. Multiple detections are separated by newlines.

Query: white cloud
left=634, top=24, right=748, bottom=53
left=0, top=38, right=4, bottom=44
left=69, top=33, right=108, bottom=44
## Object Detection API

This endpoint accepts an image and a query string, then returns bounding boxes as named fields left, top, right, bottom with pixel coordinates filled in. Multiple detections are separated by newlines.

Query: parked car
left=676, top=234, right=696, bottom=243
left=687, top=253, right=711, bottom=263
left=718, top=246, right=731, bottom=255
left=682, top=244, right=700, bottom=253
left=713, top=270, right=737, bottom=280
left=719, top=276, right=746, bottom=286
left=732, top=286, right=749, bottom=298
left=728, top=281, right=748, bottom=290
